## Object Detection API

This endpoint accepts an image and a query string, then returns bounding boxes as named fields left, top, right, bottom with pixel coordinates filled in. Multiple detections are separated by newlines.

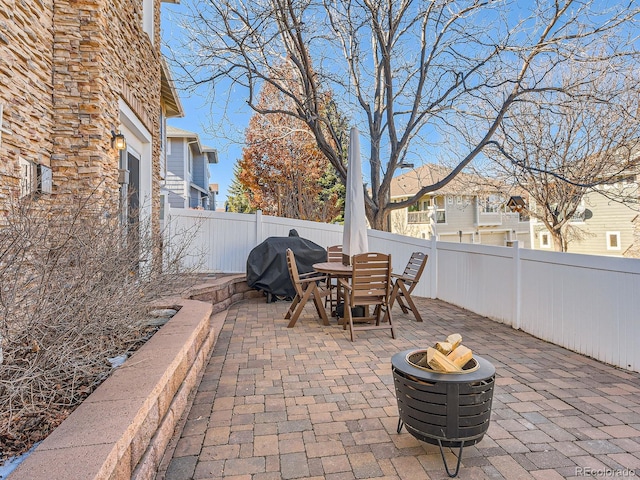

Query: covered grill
left=392, top=350, right=495, bottom=477
left=246, top=230, right=327, bottom=302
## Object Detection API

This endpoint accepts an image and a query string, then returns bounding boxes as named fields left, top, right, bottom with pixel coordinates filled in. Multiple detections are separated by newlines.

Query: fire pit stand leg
left=437, top=439, right=465, bottom=478
left=396, top=418, right=464, bottom=478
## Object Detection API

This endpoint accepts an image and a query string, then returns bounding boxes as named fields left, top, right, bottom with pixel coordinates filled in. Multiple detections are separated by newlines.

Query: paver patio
left=157, top=296, right=640, bottom=480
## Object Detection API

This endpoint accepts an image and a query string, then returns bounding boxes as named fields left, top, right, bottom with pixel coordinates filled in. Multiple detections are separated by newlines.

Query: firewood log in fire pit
left=424, top=333, right=474, bottom=373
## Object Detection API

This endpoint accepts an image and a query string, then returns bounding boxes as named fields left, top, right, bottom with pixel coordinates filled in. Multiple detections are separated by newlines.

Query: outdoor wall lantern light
left=111, top=131, right=126, bottom=151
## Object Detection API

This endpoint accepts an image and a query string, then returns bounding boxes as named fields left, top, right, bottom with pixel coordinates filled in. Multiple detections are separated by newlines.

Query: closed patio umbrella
left=342, top=127, right=368, bottom=265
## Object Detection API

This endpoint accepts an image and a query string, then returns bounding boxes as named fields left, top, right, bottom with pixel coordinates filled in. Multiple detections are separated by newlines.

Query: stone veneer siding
left=0, top=0, right=55, bottom=208
left=0, top=0, right=163, bottom=231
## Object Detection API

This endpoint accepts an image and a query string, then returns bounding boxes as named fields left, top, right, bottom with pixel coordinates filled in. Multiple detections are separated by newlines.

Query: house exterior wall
left=390, top=194, right=531, bottom=247
left=631, top=216, right=640, bottom=258
left=192, top=153, right=208, bottom=188
left=165, top=137, right=187, bottom=208
left=164, top=133, right=216, bottom=210
left=442, top=196, right=474, bottom=231
left=0, top=0, right=55, bottom=209
left=531, top=188, right=638, bottom=257
left=0, top=0, right=164, bottom=231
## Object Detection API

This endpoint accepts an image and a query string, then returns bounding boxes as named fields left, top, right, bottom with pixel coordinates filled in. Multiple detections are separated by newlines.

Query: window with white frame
left=481, top=194, right=503, bottom=213
left=39, top=164, right=52, bottom=193
left=606, top=231, right=621, bottom=250
left=18, top=158, right=52, bottom=197
left=0, top=103, right=10, bottom=147
left=569, top=200, right=586, bottom=223
left=539, top=231, right=551, bottom=249
left=19, top=157, right=35, bottom=198
left=409, top=198, right=431, bottom=212
left=434, top=195, right=446, bottom=223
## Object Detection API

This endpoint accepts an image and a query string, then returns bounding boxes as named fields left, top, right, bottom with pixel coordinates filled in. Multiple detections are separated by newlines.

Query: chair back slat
left=286, top=248, right=304, bottom=297
left=350, top=252, right=391, bottom=304
left=402, top=252, right=428, bottom=286
left=327, top=245, right=342, bottom=262
left=389, top=251, right=428, bottom=323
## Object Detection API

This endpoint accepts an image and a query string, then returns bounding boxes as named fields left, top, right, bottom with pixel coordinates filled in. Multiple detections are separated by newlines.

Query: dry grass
left=0, top=192, right=201, bottom=460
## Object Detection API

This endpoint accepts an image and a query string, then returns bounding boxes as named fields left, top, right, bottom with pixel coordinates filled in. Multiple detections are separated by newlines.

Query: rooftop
left=157, top=295, right=640, bottom=480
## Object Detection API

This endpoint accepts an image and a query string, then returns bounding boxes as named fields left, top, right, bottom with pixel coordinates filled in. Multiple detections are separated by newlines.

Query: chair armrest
left=337, top=278, right=352, bottom=292
left=300, top=270, right=327, bottom=280
left=391, top=273, right=413, bottom=282
left=299, top=274, right=328, bottom=284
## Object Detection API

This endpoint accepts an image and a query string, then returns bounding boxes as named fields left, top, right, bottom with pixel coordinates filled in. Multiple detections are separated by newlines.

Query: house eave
left=190, top=182, right=209, bottom=195
left=161, top=57, right=184, bottom=118
left=203, top=149, right=218, bottom=164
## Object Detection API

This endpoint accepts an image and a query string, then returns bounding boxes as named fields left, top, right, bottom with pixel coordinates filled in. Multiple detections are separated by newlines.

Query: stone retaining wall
left=187, top=274, right=264, bottom=314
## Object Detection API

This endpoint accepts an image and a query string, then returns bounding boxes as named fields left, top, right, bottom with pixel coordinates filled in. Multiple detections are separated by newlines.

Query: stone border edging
left=9, top=275, right=261, bottom=480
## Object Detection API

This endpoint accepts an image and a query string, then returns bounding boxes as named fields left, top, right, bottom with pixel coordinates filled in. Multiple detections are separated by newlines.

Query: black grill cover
left=246, top=232, right=327, bottom=299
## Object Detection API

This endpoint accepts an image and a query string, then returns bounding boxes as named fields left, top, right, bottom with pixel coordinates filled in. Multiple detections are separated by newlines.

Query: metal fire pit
left=392, top=350, right=495, bottom=477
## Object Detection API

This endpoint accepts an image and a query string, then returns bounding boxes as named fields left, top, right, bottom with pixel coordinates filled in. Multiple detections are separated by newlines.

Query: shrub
left=0, top=192, right=200, bottom=458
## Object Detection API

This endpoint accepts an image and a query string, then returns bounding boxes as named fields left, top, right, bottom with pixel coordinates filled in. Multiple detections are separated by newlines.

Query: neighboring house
left=164, top=126, right=218, bottom=210
left=530, top=178, right=640, bottom=258
left=0, top=0, right=182, bottom=239
left=390, top=165, right=531, bottom=247
left=209, top=183, right=220, bottom=212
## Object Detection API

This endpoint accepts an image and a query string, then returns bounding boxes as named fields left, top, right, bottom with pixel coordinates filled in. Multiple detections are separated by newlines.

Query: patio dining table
left=312, top=261, right=352, bottom=276
left=313, top=261, right=352, bottom=318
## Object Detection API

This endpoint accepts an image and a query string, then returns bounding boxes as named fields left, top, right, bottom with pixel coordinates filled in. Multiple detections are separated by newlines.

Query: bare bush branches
left=0, top=193, right=201, bottom=459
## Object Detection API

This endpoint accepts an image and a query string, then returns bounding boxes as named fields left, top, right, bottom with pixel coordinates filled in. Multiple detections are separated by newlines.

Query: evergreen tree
left=226, top=164, right=254, bottom=213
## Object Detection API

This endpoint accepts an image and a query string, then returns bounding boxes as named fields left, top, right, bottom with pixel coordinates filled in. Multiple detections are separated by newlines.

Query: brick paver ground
left=157, top=297, right=640, bottom=480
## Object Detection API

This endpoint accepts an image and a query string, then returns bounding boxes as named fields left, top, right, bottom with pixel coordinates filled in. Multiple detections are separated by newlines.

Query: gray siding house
left=163, top=126, right=218, bottom=210
left=531, top=181, right=640, bottom=257
left=390, top=165, right=531, bottom=247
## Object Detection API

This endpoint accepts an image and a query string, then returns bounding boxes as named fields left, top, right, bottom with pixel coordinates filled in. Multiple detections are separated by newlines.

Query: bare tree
left=484, top=63, right=640, bottom=251
left=165, top=0, right=639, bottom=230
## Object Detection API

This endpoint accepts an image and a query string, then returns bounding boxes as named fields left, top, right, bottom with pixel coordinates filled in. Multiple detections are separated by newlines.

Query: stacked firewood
left=419, top=333, right=474, bottom=372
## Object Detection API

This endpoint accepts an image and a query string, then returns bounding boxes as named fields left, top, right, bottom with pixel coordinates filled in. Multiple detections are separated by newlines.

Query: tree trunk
left=370, top=208, right=388, bottom=232
left=550, top=230, right=567, bottom=252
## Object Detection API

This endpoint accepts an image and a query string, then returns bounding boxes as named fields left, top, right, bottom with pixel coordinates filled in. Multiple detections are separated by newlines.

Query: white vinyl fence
left=165, top=209, right=640, bottom=372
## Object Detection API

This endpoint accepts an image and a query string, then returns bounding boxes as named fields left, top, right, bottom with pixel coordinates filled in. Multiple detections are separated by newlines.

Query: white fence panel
left=367, top=229, right=433, bottom=299
left=164, top=211, right=640, bottom=372
left=436, top=242, right=516, bottom=325
left=260, top=214, right=343, bottom=248
left=519, top=250, right=640, bottom=372
left=166, top=210, right=258, bottom=273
